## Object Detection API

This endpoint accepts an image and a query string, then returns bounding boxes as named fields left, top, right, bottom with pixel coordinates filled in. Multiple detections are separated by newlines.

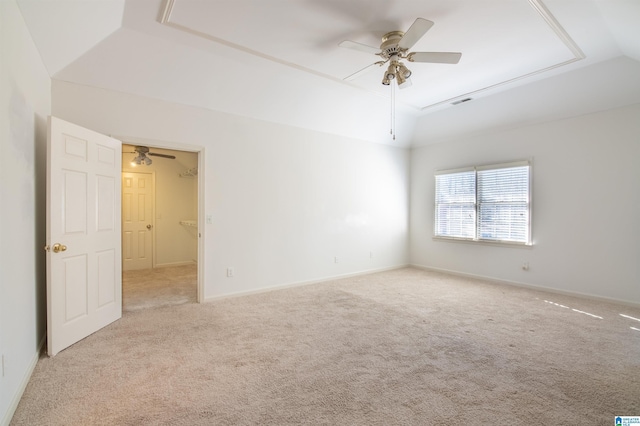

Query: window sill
left=432, top=236, right=533, bottom=249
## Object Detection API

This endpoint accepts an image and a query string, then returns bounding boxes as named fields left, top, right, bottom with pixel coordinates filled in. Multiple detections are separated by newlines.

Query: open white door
left=46, top=117, right=122, bottom=356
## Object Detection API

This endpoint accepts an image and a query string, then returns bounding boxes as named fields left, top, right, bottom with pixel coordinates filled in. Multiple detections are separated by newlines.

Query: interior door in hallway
left=122, top=172, right=154, bottom=271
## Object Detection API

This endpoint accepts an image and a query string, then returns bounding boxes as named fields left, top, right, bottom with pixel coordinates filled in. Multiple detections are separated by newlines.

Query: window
left=435, top=161, right=531, bottom=245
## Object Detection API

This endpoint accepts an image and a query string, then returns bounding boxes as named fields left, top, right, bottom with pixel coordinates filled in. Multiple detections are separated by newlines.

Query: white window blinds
left=435, top=169, right=476, bottom=239
left=435, top=161, right=531, bottom=245
left=477, top=164, right=529, bottom=243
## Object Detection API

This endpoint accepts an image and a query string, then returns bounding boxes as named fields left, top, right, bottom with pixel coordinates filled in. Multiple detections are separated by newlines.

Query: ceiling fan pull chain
left=390, top=82, right=396, bottom=140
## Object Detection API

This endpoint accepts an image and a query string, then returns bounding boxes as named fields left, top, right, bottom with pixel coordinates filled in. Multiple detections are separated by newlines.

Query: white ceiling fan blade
left=339, top=40, right=381, bottom=55
left=343, top=61, right=386, bottom=81
left=407, top=52, right=462, bottom=64
left=398, top=18, right=434, bottom=50
left=148, top=152, right=176, bottom=159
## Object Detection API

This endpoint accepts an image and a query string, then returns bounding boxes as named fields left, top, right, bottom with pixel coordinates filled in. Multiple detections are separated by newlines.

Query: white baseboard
left=153, top=260, right=196, bottom=268
left=411, top=263, right=640, bottom=309
left=1, top=336, right=45, bottom=426
left=203, top=264, right=409, bottom=302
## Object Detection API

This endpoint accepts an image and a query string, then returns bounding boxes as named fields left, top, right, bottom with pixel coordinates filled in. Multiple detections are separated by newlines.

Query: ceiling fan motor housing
left=380, top=31, right=406, bottom=59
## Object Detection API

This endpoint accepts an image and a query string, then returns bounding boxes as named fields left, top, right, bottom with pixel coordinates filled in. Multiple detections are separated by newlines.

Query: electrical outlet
left=206, top=214, right=213, bottom=224
left=522, top=262, right=529, bottom=271
left=227, top=267, right=234, bottom=277
left=334, top=257, right=339, bottom=263
left=370, top=251, right=373, bottom=258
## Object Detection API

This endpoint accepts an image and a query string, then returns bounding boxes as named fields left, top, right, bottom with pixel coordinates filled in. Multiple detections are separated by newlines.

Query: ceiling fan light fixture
left=384, top=63, right=396, bottom=81
left=398, top=62, right=412, bottom=79
left=131, top=153, right=152, bottom=166
left=397, top=73, right=412, bottom=89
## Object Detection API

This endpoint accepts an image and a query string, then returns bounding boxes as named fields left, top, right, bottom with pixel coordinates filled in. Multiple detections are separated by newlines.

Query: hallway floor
left=122, top=263, right=197, bottom=313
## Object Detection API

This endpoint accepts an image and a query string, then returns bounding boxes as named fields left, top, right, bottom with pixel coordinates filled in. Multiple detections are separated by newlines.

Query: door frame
left=117, top=136, right=205, bottom=303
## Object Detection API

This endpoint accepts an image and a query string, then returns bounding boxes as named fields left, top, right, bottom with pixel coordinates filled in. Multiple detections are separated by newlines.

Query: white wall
left=410, top=104, right=640, bottom=304
left=122, top=146, right=198, bottom=267
left=53, top=80, right=410, bottom=299
left=0, top=0, right=51, bottom=423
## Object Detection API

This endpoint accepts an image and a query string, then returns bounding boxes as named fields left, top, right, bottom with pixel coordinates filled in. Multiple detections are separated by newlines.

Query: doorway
left=120, top=143, right=201, bottom=312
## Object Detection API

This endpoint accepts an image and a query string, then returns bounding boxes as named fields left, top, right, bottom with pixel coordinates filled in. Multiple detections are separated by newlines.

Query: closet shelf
left=179, top=220, right=197, bottom=227
left=179, top=167, right=198, bottom=178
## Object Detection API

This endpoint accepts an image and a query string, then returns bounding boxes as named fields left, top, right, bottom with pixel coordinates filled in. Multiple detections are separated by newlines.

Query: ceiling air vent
left=451, top=98, right=472, bottom=105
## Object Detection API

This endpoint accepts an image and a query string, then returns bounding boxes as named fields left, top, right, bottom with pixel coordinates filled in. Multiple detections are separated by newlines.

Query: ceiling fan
left=128, top=146, right=176, bottom=166
left=339, top=18, right=462, bottom=88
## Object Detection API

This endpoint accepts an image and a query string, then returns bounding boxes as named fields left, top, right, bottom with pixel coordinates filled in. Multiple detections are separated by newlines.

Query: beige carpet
left=122, top=264, right=197, bottom=312
left=11, top=268, right=640, bottom=425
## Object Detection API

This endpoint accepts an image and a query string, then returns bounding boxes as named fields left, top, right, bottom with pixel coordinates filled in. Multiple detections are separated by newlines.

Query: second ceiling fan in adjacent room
left=128, top=146, right=176, bottom=166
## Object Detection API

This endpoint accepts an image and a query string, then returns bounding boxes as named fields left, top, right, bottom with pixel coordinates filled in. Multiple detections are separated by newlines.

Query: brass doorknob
left=146, top=224, right=152, bottom=230
left=52, top=243, right=67, bottom=253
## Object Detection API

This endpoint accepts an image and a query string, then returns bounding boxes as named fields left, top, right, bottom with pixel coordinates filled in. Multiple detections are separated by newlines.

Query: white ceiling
left=17, top=0, right=640, bottom=147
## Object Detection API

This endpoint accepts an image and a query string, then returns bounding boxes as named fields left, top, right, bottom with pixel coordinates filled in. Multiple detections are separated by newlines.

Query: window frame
left=433, top=160, right=532, bottom=247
